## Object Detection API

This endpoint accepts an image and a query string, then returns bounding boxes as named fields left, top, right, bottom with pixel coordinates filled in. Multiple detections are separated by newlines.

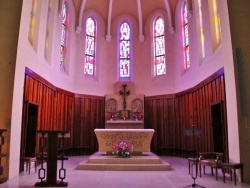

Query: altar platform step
left=76, top=152, right=171, bottom=171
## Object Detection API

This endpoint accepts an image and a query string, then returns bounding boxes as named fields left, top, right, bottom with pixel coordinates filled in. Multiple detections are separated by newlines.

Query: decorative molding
left=137, top=0, right=144, bottom=41
left=163, top=0, right=174, bottom=34
left=76, top=26, right=82, bottom=34
left=139, top=35, right=145, bottom=42
left=169, top=27, right=175, bottom=34
left=106, top=34, right=112, bottom=42
left=76, top=0, right=87, bottom=34
left=106, top=0, right=113, bottom=41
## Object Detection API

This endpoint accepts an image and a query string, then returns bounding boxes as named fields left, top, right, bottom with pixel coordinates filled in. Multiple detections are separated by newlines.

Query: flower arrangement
left=112, top=140, right=134, bottom=158
left=133, top=113, right=143, bottom=120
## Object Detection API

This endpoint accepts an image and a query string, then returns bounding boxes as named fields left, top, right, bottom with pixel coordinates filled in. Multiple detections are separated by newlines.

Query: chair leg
left=199, top=164, right=201, bottom=177
left=215, top=168, right=218, bottom=180
left=35, top=160, right=37, bottom=173
left=28, top=161, right=31, bottom=175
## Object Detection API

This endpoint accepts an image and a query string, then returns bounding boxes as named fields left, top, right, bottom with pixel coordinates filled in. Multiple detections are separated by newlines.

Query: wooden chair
left=22, top=157, right=37, bottom=174
left=198, top=152, right=223, bottom=180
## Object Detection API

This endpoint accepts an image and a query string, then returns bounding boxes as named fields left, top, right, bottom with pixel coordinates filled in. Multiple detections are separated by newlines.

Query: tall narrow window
left=154, top=17, right=166, bottom=76
left=208, top=0, right=221, bottom=50
left=119, top=22, right=130, bottom=78
left=182, top=2, right=190, bottom=69
left=213, top=0, right=221, bottom=44
left=45, top=0, right=53, bottom=60
left=198, top=0, right=205, bottom=59
left=84, top=17, right=96, bottom=75
left=28, top=0, right=37, bottom=45
left=60, top=2, right=68, bottom=67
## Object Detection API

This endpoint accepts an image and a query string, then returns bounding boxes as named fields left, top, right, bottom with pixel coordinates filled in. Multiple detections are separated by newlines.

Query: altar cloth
left=94, top=129, right=155, bottom=153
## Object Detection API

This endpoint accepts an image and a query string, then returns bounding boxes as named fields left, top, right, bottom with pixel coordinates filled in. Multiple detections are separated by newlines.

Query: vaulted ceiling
left=72, top=0, right=178, bottom=22
left=70, top=0, right=179, bottom=40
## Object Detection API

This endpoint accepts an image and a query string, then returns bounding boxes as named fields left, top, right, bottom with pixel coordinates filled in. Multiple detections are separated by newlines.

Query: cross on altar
left=119, top=84, right=130, bottom=109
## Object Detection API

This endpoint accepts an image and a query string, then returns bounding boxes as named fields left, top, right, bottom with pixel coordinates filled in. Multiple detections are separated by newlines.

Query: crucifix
left=119, top=84, right=130, bottom=109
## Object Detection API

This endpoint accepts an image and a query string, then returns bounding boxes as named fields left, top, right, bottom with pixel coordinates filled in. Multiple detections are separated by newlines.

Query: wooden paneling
left=22, top=67, right=227, bottom=161
left=145, top=68, right=228, bottom=161
left=22, top=68, right=105, bottom=156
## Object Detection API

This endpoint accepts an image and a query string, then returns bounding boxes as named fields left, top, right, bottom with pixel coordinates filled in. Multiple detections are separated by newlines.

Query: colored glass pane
left=28, top=0, right=37, bottom=44
left=120, top=60, right=130, bottom=77
left=120, top=41, right=130, bottom=59
left=119, top=22, right=130, bottom=78
left=45, top=0, right=52, bottom=59
left=213, top=0, right=221, bottom=43
left=155, top=36, right=165, bottom=56
left=155, top=56, right=166, bottom=75
left=120, top=22, right=130, bottom=40
left=155, top=18, right=164, bottom=36
left=85, top=17, right=96, bottom=75
left=86, top=18, right=95, bottom=36
left=183, top=2, right=190, bottom=69
left=154, top=17, right=166, bottom=76
left=198, top=0, right=205, bottom=59
left=84, top=56, right=94, bottom=75
left=60, top=2, right=67, bottom=66
left=85, top=36, right=95, bottom=55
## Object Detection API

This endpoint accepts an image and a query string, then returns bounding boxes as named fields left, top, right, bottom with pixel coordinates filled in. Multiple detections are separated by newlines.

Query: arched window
left=154, top=17, right=166, bottom=76
left=119, top=22, right=131, bottom=78
left=60, top=2, right=68, bottom=68
left=198, top=0, right=205, bottom=60
left=182, top=2, right=190, bottom=69
left=28, top=0, right=37, bottom=45
left=84, top=17, right=96, bottom=75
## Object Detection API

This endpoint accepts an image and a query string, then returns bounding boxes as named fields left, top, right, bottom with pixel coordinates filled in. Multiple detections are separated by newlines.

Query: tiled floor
left=0, top=155, right=249, bottom=188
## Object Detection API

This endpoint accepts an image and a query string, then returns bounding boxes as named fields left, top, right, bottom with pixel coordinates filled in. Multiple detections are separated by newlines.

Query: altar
left=94, top=129, right=154, bottom=154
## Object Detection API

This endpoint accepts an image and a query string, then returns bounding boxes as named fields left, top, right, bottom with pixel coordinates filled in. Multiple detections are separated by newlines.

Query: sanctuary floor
left=1, top=155, right=249, bottom=188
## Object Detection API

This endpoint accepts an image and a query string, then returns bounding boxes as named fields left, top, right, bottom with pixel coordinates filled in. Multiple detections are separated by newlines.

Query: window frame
left=153, top=17, right=166, bottom=77
left=182, top=1, right=190, bottom=70
left=84, top=17, right=96, bottom=76
left=118, top=21, right=131, bottom=81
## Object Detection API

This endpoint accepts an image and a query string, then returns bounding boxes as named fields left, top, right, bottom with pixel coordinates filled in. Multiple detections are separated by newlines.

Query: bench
left=198, top=152, right=223, bottom=180
left=222, top=163, right=243, bottom=185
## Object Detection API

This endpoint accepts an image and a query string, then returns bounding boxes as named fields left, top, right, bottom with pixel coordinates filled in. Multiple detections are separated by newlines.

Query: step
left=76, top=152, right=172, bottom=171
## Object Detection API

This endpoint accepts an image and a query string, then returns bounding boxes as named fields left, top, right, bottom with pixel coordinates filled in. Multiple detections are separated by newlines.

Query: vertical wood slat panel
left=23, top=69, right=226, bottom=158
left=145, top=73, right=228, bottom=160
left=22, top=73, right=105, bottom=155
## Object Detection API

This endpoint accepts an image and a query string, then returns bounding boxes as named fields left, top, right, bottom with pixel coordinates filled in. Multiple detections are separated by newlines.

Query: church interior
left=1, top=0, right=250, bottom=187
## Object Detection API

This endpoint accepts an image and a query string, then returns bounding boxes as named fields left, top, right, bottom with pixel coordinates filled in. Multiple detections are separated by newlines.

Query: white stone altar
left=94, top=129, right=154, bottom=154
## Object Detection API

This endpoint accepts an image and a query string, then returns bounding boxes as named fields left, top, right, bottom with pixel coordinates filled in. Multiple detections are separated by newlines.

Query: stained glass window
left=45, top=0, right=52, bottom=60
left=119, top=22, right=130, bottom=78
left=84, top=17, right=96, bottom=75
left=198, top=0, right=205, bottom=59
left=183, top=2, right=190, bottom=69
left=28, top=0, right=37, bottom=44
left=60, top=2, right=68, bottom=67
left=154, top=17, right=166, bottom=76
left=213, top=0, right=221, bottom=44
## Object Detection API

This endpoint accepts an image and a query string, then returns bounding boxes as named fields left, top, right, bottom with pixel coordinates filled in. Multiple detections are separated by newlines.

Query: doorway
left=20, top=102, right=38, bottom=172
left=211, top=102, right=224, bottom=154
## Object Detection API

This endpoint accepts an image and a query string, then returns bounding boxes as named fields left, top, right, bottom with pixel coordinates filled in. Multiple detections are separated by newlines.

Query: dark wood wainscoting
left=22, top=68, right=105, bottom=160
left=22, top=67, right=228, bottom=162
left=145, top=68, right=228, bottom=162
